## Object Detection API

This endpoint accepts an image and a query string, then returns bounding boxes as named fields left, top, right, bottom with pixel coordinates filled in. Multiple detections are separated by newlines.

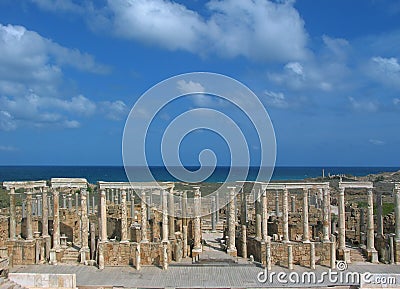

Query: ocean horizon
left=0, top=166, right=398, bottom=184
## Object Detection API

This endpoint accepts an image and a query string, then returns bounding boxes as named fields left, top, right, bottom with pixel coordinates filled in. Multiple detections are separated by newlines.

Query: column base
left=338, top=248, right=351, bottom=263
left=227, top=248, right=237, bottom=257
left=367, top=248, right=379, bottom=263
left=49, top=249, right=57, bottom=265
left=120, top=240, right=130, bottom=244
left=302, top=239, right=311, bottom=243
left=80, top=247, right=90, bottom=265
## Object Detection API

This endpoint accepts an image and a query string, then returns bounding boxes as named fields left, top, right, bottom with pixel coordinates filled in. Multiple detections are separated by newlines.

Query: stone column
left=121, top=190, right=128, bottom=242
left=255, top=190, right=262, bottom=239
left=182, top=191, right=187, bottom=226
left=41, top=188, right=50, bottom=259
left=62, top=194, right=66, bottom=209
left=136, top=243, right=141, bottom=270
left=367, top=188, right=378, bottom=263
left=322, top=187, right=331, bottom=242
left=291, top=195, right=296, bottom=213
left=288, top=244, right=293, bottom=270
left=275, top=191, right=279, bottom=216
left=376, top=190, right=383, bottom=237
left=162, top=191, right=169, bottom=242
left=302, top=188, right=310, bottom=242
left=130, top=192, right=135, bottom=219
left=211, top=196, right=217, bottom=232
left=47, top=195, right=52, bottom=217
left=216, top=192, right=220, bottom=224
left=395, top=186, right=400, bottom=241
left=26, top=191, right=33, bottom=240
left=310, top=242, right=316, bottom=270
left=168, top=189, right=175, bottom=240
left=90, top=222, right=96, bottom=260
left=262, top=189, right=268, bottom=242
left=99, top=189, right=107, bottom=242
left=330, top=235, right=336, bottom=269
left=182, top=224, right=188, bottom=258
left=338, top=187, right=346, bottom=250
left=9, top=187, right=16, bottom=240
left=282, top=188, right=289, bottom=242
left=52, top=189, right=60, bottom=249
left=68, top=195, right=72, bottom=210
left=227, top=186, right=237, bottom=256
left=111, top=189, right=115, bottom=204
left=80, top=189, right=89, bottom=264
left=92, top=194, right=95, bottom=214
left=140, top=190, right=148, bottom=242
left=193, top=187, right=202, bottom=253
left=266, top=239, right=272, bottom=270
left=241, top=224, right=247, bottom=259
left=75, top=192, right=79, bottom=212
left=146, top=196, right=151, bottom=221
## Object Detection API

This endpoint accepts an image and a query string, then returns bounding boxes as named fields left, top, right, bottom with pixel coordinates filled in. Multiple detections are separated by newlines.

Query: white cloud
left=369, top=139, right=385, bottom=145
left=100, top=100, right=129, bottom=121
left=0, top=145, right=17, bottom=151
left=177, top=80, right=205, bottom=94
left=31, top=0, right=84, bottom=13
left=285, top=62, right=304, bottom=76
left=0, top=111, right=17, bottom=131
left=394, top=98, right=400, bottom=105
left=264, top=90, right=289, bottom=109
left=40, top=0, right=308, bottom=62
left=348, top=96, right=379, bottom=112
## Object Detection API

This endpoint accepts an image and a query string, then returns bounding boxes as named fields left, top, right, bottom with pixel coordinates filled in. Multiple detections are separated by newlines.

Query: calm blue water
left=0, top=166, right=398, bottom=183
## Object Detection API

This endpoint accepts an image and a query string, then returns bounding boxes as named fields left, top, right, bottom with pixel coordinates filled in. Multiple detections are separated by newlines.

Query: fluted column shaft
left=366, top=188, right=375, bottom=250
left=303, top=188, right=309, bottom=242
left=52, top=189, right=60, bottom=249
left=338, top=187, right=346, bottom=250
left=168, top=189, right=175, bottom=240
left=9, top=187, right=16, bottom=240
left=121, top=190, right=128, bottom=242
left=322, top=188, right=331, bottom=242
left=261, top=189, right=268, bottom=241
left=395, top=187, right=400, bottom=241
left=162, top=191, right=169, bottom=242
left=255, top=190, right=262, bottom=239
left=26, top=191, right=33, bottom=240
left=141, top=191, right=148, bottom=242
left=282, top=189, right=289, bottom=242
left=227, top=187, right=236, bottom=252
left=42, top=188, right=49, bottom=237
left=81, top=190, right=89, bottom=249
left=99, top=189, right=107, bottom=242
left=193, top=187, right=202, bottom=251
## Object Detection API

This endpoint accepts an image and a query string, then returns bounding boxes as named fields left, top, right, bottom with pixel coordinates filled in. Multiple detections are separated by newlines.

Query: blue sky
left=0, top=0, right=399, bottom=166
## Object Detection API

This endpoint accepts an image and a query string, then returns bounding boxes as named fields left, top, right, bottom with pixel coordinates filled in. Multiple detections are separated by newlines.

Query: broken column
left=141, top=190, right=148, bottom=242
left=302, top=188, right=309, bottom=242
left=282, top=188, right=289, bottom=242
left=366, top=188, right=378, bottom=263
left=227, top=186, right=237, bottom=256
left=193, top=187, right=202, bottom=254
left=9, top=187, right=16, bottom=240
left=121, top=190, right=128, bottom=242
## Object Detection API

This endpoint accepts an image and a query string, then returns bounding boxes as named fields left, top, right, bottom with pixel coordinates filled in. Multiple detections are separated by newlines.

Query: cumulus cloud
left=369, top=139, right=385, bottom=145
left=32, top=0, right=309, bottom=62
left=177, top=80, right=205, bottom=94
left=0, top=111, right=17, bottom=131
left=368, top=56, right=400, bottom=88
left=264, top=90, right=289, bottom=109
left=348, top=96, right=379, bottom=112
left=100, top=100, right=129, bottom=121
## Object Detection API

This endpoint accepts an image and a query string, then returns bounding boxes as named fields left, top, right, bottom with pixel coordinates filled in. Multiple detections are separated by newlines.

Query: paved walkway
left=9, top=263, right=400, bottom=288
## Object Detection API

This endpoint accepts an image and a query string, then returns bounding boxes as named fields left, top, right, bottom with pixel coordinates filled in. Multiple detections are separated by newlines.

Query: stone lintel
left=338, top=181, right=373, bottom=189
left=51, top=178, right=88, bottom=189
left=3, top=181, right=47, bottom=190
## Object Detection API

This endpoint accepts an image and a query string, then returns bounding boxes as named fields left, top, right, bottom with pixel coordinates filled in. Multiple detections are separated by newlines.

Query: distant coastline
left=0, top=166, right=398, bottom=183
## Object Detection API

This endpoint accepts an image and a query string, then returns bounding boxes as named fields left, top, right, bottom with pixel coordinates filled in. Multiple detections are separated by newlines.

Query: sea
left=0, top=166, right=398, bottom=184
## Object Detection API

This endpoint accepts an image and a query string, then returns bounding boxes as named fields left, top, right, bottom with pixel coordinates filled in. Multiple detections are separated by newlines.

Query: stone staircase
left=349, top=246, right=367, bottom=263
left=61, top=247, right=80, bottom=264
left=0, top=277, right=28, bottom=289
